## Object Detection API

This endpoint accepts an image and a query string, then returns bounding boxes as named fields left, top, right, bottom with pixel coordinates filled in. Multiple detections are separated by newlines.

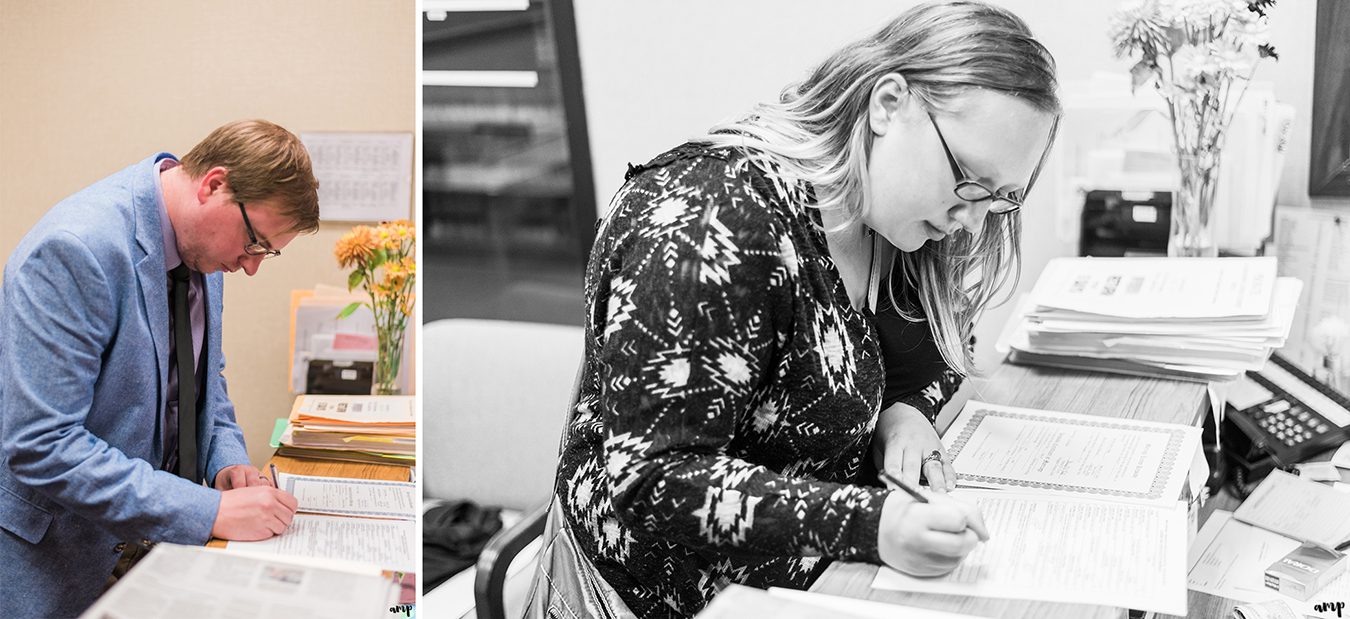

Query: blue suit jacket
left=0, top=154, right=250, bottom=618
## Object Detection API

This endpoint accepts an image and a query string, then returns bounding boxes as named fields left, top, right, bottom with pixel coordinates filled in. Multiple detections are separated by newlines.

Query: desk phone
left=1225, top=353, right=1350, bottom=482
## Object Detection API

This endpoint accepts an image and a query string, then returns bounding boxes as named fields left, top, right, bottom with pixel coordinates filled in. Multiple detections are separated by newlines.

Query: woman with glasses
left=536, top=2, right=1060, bottom=617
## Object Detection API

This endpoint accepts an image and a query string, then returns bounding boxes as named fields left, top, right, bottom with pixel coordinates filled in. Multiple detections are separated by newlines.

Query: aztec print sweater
left=555, top=141, right=962, bottom=617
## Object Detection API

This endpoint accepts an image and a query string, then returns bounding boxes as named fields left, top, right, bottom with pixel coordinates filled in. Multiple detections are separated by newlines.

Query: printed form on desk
left=1232, top=469, right=1350, bottom=550
left=869, top=400, right=1202, bottom=615
left=228, top=515, right=417, bottom=574
left=275, top=471, right=416, bottom=521
left=871, top=490, right=1188, bottom=615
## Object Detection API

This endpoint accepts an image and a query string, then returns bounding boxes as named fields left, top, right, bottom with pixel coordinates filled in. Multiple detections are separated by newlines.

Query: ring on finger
left=922, top=449, right=944, bottom=466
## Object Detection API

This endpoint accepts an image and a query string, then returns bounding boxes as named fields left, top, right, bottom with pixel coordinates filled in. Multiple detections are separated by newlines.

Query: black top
left=555, top=142, right=962, bottom=618
left=873, top=286, right=965, bottom=423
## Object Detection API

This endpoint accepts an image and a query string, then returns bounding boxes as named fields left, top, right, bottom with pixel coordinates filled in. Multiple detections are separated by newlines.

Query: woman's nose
left=948, top=201, right=988, bottom=236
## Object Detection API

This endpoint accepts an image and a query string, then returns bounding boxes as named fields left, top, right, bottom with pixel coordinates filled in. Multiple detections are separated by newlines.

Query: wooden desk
left=809, top=362, right=1210, bottom=619
left=206, top=453, right=413, bottom=548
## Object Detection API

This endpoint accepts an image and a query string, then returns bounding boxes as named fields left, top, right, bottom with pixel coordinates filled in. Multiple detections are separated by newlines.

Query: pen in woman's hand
left=880, top=469, right=990, bottom=541
left=879, top=470, right=929, bottom=503
left=269, top=463, right=280, bottom=489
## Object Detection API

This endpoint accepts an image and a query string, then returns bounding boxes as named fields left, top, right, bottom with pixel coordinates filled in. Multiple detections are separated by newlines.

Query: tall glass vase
left=1169, top=151, right=1220, bottom=258
left=373, top=328, right=405, bottom=396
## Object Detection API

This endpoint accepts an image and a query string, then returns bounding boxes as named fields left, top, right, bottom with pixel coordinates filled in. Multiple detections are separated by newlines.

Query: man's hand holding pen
left=210, top=464, right=298, bottom=541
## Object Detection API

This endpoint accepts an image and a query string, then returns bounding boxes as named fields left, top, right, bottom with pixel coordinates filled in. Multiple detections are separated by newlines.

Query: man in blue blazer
left=0, top=120, right=318, bottom=617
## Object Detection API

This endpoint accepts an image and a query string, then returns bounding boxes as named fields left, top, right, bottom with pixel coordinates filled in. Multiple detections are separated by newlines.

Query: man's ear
left=195, top=166, right=231, bottom=204
left=868, top=73, right=911, bottom=136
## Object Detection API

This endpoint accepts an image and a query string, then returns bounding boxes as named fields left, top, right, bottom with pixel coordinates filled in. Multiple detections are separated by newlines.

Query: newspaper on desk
left=871, top=400, right=1197, bottom=615
left=80, top=543, right=397, bottom=619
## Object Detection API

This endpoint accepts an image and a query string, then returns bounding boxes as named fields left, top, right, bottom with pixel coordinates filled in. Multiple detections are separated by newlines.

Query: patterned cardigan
left=554, top=142, right=962, bottom=617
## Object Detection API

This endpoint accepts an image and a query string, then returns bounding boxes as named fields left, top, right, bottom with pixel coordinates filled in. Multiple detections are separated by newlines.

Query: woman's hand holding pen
left=874, top=403, right=957, bottom=492
left=876, top=472, right=990, bottom=577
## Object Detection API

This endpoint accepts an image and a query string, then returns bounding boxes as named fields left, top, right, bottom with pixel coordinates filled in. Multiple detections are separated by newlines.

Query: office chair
left=475, top=355, right=585, bottom=619
left=422, top=318, right=583, bottom=618
left=475, top=504, right=549, bottom=619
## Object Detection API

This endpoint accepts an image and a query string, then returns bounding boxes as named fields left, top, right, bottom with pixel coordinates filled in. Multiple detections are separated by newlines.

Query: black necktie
left=170, top=264, right=198, bottom=483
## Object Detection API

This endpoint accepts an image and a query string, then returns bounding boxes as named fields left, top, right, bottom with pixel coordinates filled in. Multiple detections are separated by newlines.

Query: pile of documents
left=279, top=394, right=415, bottom=465
left=999, top=256, right=1301, bottom=382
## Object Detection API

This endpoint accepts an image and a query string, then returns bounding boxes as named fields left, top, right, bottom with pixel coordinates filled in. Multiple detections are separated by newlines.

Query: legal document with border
left=276, top=471, right=416, bottom=521
left=942, top=401, right=1201, bottom=506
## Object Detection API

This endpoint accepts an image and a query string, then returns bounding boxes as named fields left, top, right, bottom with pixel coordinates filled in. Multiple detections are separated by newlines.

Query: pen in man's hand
left=269, top=463, right=280, bottom=489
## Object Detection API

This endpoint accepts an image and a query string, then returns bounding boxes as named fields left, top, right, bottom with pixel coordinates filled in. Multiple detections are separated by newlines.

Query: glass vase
left=373, top=328, right=405, bottom=396
left=1169, top=151, right=1220, bottom=258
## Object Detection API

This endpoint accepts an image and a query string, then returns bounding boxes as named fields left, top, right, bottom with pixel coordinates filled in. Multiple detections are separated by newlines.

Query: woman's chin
left=893, top=234, right=929, bottom=253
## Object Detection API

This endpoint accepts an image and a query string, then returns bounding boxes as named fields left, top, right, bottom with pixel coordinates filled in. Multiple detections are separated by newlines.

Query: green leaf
left=370, top=248, right=387, bottom=269
left=336, top=301, right=362, bottom=320
left=347, top=269, right=365, bottom=291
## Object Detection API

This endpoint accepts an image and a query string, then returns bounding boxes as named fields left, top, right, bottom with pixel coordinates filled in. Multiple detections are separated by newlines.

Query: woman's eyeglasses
left=928, top=111, right=1059, bottom=215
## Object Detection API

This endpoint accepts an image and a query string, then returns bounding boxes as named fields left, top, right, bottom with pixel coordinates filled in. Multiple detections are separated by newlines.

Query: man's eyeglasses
left=928, top=111, right=1059, bottom=215
left=236, top=202, right=281, bottom=258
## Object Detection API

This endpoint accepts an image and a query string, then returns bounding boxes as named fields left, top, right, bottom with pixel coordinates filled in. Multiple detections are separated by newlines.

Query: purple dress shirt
left=155, top=156, right=205, bottom=474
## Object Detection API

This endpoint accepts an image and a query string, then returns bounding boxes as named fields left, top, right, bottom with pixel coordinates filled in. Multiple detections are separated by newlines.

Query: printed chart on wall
left=301, top=132, right=414, bottom=222
left=1273, top=206, right=1350, bottom=379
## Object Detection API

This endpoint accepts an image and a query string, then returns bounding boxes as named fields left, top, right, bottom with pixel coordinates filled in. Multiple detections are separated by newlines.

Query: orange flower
left=383, top=261, right=409, bottom=290
left=335, top=225, right=378, bottom=269
left=380, top=219, right=416, bottom=246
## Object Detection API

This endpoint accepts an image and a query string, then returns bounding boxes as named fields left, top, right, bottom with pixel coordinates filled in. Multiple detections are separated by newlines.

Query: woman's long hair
left=699, top=0, right=1060, bottom=376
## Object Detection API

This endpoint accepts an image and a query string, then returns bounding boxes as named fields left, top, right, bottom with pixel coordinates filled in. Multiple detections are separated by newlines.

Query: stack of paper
left=279, top=395, right=416, bottom=465
left=998, top=256, right=1302, bottom=382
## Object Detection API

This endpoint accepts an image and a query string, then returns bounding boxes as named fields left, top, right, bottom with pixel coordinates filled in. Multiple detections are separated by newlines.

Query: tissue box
left=1264, top=543, right=1347, bottom=601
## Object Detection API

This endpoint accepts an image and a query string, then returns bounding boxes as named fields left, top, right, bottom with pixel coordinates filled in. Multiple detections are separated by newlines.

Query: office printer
left=1079, top=190, right=1171, bottom=257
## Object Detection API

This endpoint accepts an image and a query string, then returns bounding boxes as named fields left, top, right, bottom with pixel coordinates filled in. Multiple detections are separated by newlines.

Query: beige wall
left=574, top=0, right=1319, bottom=372
left=0, top=0, right=416, bottom=468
